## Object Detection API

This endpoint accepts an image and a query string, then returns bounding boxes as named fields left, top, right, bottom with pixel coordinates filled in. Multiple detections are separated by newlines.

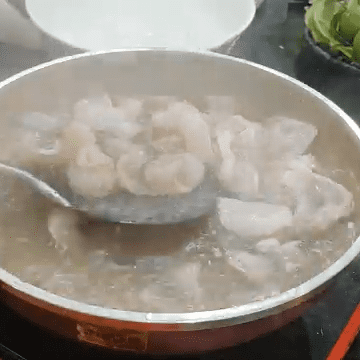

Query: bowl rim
left=25, top=0, right=257, bottom=52
left=0, top=48, right=360, bottom=331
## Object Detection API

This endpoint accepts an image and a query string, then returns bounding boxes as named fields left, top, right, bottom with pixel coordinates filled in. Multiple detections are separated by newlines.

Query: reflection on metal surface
left=76, top=323, right=148, bottom=352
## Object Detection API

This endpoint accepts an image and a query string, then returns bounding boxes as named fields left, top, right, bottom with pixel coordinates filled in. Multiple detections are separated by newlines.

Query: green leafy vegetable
left=353, top=30, right=360, bottom=60
left=305, top=0, right=360, bottom=63
left=338, top=8, right=360, bottom=41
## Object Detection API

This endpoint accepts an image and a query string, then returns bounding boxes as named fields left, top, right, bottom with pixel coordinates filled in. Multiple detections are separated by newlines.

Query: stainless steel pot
left=0, top=49, right=360, bottom=355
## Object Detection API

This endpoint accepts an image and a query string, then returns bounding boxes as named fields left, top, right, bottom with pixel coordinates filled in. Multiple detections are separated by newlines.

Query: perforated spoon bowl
left=0, top=163, right=217, bottom=225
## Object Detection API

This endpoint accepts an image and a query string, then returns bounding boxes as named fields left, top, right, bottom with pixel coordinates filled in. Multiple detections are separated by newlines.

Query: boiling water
left=0, top=96, right=357, bottom=312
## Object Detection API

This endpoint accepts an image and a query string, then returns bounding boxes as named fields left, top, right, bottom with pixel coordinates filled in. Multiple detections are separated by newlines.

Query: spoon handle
left=0, top=163, right=70, bottom=207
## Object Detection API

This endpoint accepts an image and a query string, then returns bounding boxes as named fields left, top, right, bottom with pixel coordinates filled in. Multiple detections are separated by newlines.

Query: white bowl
left=25, top=0, right=256, bottom=51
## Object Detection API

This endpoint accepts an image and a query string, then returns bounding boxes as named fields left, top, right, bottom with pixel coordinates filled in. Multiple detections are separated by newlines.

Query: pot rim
left=0, top=48, right=360, bottom=331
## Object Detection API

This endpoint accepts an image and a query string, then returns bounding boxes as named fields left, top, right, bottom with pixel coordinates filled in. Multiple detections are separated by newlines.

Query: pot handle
left=0, top=0, right=43, bottom=50
left=325, top=302, right=360, bottom=359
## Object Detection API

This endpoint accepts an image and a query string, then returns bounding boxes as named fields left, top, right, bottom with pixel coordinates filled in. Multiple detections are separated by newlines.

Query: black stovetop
left=1, top=1, right=360, bottom=359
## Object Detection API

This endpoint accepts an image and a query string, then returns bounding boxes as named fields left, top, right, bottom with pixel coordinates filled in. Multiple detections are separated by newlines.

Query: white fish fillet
left=218, top=198, right=293, bottom=237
